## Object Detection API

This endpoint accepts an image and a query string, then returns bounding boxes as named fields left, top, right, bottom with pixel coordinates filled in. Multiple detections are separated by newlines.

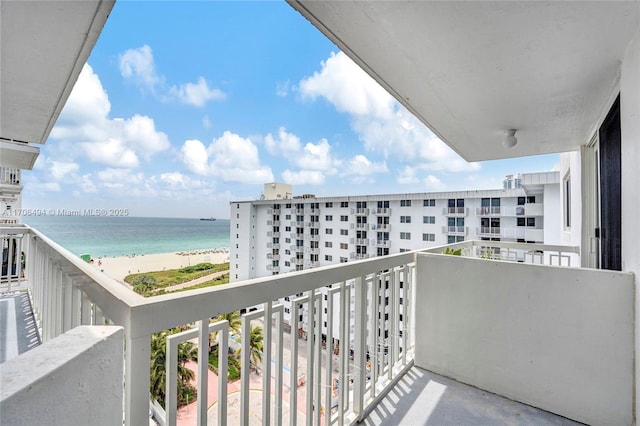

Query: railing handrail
left=423, top=239, right=580, bottom=255
left=6, top=226, right=145, bottom=327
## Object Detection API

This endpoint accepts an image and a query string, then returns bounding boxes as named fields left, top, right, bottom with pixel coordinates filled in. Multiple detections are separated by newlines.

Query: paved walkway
left=0, top=292, right=40, bottom=363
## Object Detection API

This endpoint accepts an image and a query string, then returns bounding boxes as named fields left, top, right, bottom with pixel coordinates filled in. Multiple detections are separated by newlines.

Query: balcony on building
left=476, top=206, right=501, bottom=216
left=442, top=206, right=468, bottom=217
left=374, top=207, right=390, bottom=216
left=1, top=225, right=628, bottom=426
left=3, top=1, right=640, bottom=425
left=375, top=239, right=390, bottom=248
left=0, top=168, right=22, bottom=192
left=442, top=225, right=468, bottom=236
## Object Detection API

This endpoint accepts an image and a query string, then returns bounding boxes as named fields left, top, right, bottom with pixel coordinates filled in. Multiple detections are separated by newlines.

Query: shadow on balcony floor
left=363, top=367, right=583, bottom=425
left=0, top=292, right=40, bottom=363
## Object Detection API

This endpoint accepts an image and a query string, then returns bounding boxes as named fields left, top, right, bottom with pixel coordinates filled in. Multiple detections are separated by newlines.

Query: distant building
left=230, top=171, right=560, bottom=339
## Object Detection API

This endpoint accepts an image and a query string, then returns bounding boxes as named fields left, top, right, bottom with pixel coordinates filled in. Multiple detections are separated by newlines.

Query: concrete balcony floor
left=364, top=367, right=583, bottom=426
left=0, top=291, right=40, bottom=363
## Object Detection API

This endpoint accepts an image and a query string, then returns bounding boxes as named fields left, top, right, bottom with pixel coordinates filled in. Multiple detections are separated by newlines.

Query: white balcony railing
left=4, top=225, right=592, bottom=426
left=442, top=226, right=468, bottom=236
left=443, top=207, right=467, bottom=216
left=0, top=167, right=21, bottom=185
left=476, top=206, right=501, bottom=216
left=1, top=225, right=418, bottom=426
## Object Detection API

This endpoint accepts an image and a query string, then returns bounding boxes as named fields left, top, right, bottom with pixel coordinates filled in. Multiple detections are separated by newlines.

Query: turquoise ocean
left=23, top=216, right=230, bottom=258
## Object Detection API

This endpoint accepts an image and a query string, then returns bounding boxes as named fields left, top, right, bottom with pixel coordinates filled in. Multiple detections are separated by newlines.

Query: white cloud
left=299, top=52, right=479, bottom=174
left=264, top=127, right=339, bottom=182
left=181, top=140, right=210, bottom=175
left=282, top=170, right=326, bottom=185
left=49, top=160, right=79, bottom=180
left=264, top=127, right=302, bottom=156
left=78, top=174, right=97, bottom=193
left=203, top=114, right=211, bottom=129
left=296, top=139, right=336, bottom=172
left=82, top=138, right=140, bottom=168
left=169, top=77, right=226, bottom=106
left=180, top=132, right=274, bottom=184
left=119, top=45, right=224, bottom=107
left=97, top=168, right=144, bottom=184
left=397, top=166, right=420, bottom=185
left=343, top=155, right=388, bottom=176
left=119, top=45, right=161, bottom=92
left=300, top=51, right=393, bottom=118
left=424, top=175, right=446, bottom=191
left=28, top=180, right=61, bottom=192
left=50, top=64, right=170, bottom=168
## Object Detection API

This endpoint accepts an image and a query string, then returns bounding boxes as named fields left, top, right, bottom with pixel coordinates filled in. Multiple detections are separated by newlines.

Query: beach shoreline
left=92, top=249, right=230, bottom=282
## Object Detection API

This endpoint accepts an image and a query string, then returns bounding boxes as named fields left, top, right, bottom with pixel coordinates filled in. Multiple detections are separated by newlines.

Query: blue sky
left=23, top=1, right=559, bottom=219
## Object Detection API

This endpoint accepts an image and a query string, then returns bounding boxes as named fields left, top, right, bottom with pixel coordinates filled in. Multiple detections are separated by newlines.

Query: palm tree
left=234, top=324, right=264, bottom=373
left=248, top=325, right=264, bottom=373
left=149, top=330, right=199, bottom=408
left=177, top=341, right=198, bottom=406
left=209, top=311, right=241, bottom=351
left=150, top=331, right=168, bottom=407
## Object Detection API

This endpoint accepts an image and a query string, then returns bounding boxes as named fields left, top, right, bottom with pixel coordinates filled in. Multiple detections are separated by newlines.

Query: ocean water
left=23, top=216, right=230, bottom=258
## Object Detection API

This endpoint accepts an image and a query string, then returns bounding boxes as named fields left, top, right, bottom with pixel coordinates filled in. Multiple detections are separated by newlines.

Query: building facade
left=230, top=171, right=560, bottom=339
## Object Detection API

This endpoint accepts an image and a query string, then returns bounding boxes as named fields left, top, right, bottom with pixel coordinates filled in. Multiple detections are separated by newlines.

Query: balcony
left=476, top=226, right=501, bottom=237
left=374, top=207, right=391, bottom=215
left=266, top=231, right=280, bottom=238
left=266, top=264, right=280, bottom=272
left=373, top=223, right=391, bottom=231
left=476, top=206, right=501, bottom=216
left=266, top=253, right=280, bottom=261
left=0, top=167, right=22, bottom=194
left=266, top=242, right=280, bottom=249
left=442, top=207, right=467, bottom=217
left=376, top=239, right=390, bottom=248
left=305, top=222, right=320, bottom=229
left=266, top=220, right=281, bottom=227
left=1, top=225, right=633, bottom=426
left=441, top=226, right=468, bottom=236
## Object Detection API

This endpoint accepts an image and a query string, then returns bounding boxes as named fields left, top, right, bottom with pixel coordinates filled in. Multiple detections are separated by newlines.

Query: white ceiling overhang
left=287, top=1, right=640, bottom=161
left=0, top=139, right=40, bottom=169
left=0, top=0, right=115, bottom=146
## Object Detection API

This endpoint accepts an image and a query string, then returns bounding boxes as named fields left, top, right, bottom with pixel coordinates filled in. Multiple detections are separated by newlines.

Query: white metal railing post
left=305, top=290, right=314, bottom=426
left=217, top=323, right=228, bottom=425
left=274, top=306, right=284, bottom=426
left=314, top=290, right=322, bottom=426
left=290, top=299, right=300, bottom=426
left=353, top=275, right=366, bottom=420
left=370, top=275, right=379, bottom=399
left=338, top=282, right=348, bottom=425
left=325, top=286, right=338, bottom=426
left=240, top=313, right=251, bottom=426
left=197, top=318, right=209, bottom=426
left=388, top=269, right=396, bottom=380
left=126, top=333, right=151, bottom=426
left=166, top=331, right=178, bottom=426
left=262, top=301, right=273, bottom=425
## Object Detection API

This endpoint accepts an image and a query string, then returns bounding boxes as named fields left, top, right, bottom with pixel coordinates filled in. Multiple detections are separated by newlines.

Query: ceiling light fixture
left=503, top=129, right=518, bottom=148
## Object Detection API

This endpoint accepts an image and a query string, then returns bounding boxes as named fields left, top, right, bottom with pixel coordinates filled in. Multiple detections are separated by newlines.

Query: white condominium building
left=230, top=171, right=560, bottom=338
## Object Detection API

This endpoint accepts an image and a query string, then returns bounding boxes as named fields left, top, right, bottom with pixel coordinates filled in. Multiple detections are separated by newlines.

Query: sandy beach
left=93, top=250, right=230, bottom=282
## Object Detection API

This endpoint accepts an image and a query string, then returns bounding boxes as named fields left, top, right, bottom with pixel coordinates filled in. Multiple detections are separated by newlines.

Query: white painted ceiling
left=288, top=1, right=639, bottom=162
left=0, top=0, right=114, bottom=146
